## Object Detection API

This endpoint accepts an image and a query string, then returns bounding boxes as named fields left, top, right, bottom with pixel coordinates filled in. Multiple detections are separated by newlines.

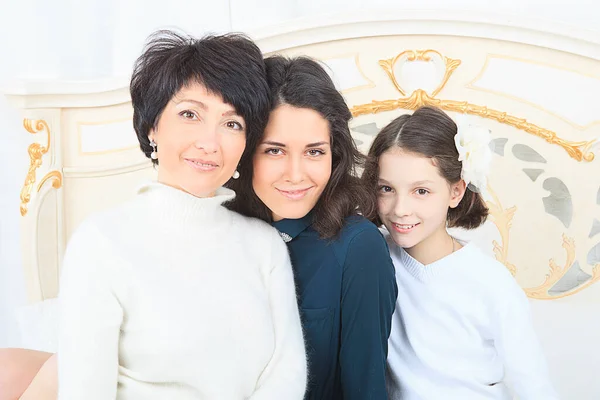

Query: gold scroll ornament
left=487, top=187, right=600, bottom=300
left=20, top=119, right=62, bottom=216
left=350, top=50, right=595, bottom=162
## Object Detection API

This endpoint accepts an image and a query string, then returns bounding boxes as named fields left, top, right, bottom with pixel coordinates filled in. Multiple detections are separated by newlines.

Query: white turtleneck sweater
left=384, top=231, right=558, bottom=400
left=57, top=182, right=307, bottom=400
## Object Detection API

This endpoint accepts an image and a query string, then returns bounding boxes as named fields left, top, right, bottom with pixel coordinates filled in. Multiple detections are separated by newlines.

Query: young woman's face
left=252, top=105, right=332, bottom=221
left=150, top=82, right=246, bottom=197
left=377, top=147, right=463, bottom=250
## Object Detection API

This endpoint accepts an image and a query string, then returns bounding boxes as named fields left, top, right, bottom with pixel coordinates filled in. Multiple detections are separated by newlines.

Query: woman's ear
left=449, top=180, right=467, bottom=209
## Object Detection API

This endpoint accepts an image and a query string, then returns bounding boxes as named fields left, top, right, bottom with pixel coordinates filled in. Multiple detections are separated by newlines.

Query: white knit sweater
left=384, top=231, right=558, bottom=400
left=57, top=182, right=307, bottom=399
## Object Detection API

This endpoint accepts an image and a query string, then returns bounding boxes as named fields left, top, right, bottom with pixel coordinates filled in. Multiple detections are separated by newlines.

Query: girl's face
left=377, top=147, right=465, bottom=252
left=252, top=105, right=332, bottom=221
left=151, top=82, right=247, bottom=198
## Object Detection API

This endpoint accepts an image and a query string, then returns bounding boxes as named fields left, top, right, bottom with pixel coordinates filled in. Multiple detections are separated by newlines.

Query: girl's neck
left=405, top=225, right=461, bottom=266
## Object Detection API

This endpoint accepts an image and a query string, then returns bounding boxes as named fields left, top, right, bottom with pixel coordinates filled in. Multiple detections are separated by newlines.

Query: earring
left=232, top=170, right=240, bottom=179
left=150, top=139, right=158, bottom=160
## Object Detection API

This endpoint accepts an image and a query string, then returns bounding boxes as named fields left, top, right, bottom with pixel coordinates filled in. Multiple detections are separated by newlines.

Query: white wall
left=2, top=1, right=598, bottom=81
left=0, top=95, right=27, bottom=347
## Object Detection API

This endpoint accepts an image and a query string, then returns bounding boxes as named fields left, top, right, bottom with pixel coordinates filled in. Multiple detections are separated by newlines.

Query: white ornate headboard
left=6, top=85, right=156, bottom=303
left=5, top=12, right=600, bottom=306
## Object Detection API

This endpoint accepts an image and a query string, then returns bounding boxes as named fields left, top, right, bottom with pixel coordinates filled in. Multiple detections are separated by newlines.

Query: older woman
left=0, top=30, right=306, bottom=400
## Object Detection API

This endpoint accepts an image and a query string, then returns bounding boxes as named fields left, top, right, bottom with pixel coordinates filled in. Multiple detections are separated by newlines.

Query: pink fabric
left=0, top=348, right=52, bottom=400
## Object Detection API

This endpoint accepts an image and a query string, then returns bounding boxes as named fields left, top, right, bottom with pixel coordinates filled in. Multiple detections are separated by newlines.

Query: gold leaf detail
left=37, top=170, right=63, bottom=192
left=351, top=49, right=595, bottom=162
left=20, top=119, right=51, bottom=216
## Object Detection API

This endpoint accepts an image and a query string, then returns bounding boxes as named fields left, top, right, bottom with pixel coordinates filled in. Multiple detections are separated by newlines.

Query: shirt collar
left=272, top=211, right=314, bottom=242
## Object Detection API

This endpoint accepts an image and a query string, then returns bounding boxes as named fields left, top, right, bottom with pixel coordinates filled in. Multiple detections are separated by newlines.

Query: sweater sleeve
left=494, top=273, right=558, bottom=399
left=249, top=231, right=307, bottom=399
left=339, top=227, right=398, bottom=400
left=57, top=220, right=124, bottom=400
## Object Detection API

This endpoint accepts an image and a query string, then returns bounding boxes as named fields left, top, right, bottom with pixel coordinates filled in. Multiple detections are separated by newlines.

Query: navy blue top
left=272, top=213, right=398, bottom=400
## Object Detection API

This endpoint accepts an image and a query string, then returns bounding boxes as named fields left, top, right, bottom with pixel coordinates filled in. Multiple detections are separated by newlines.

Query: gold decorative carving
left=37, top=170, right=63, bottom=192
left=20, top=119, right=51, bottom=216
left=486, top=187, right=517, bottom=276
left=523, top=236, right=600, bottom=300
left=486, top=187, right=600, bottom=299
left=351, top=50, right=596, bottom=162
left=379, top=50, right=461, bottom=97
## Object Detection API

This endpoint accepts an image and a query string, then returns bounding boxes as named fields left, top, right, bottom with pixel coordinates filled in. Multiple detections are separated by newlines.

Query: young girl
left=362, top=106, right=558, bottom=399
left=227, top=55, right=398, bottom=399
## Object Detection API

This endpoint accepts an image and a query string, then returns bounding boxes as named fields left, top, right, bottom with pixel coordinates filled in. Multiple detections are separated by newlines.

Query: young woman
left=227, top=56, right=398, bottom=399
left=0, top=30, right=307, bottom=400
left=363, top=106, right=558, bottom=399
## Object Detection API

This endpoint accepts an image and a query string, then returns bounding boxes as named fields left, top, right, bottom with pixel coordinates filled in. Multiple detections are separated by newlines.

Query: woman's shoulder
left=339, top=215, right=384, bottom=243
left=70, top=207, right=122, bottom=241
left=65, top=193, right=155, bottom=255
left=75, top=197, right=141, bottom=234
left=228, top=210, right=286, bottom=249
left=227, top=212, right=293, bottom=275
left=229, top=210, right=277, bottom=234
left=332, top=215, right=392, bottom=266
left=61, top=208, right=134, bottom=277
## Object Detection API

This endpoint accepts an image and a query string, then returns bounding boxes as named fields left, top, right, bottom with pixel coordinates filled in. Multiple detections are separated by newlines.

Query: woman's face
left=252, top=105, right=332, bottom=221
left=150, top=82, right=246, bottom=197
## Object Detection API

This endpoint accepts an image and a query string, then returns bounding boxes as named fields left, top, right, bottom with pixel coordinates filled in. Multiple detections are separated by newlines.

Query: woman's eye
left=266, top=148, right=283, bottom=156
left=180, top=110, right=197, bottom=120
left=307, top=149, right=325, bottom=157
left=416, top=188, right=429, bottom=196
left=226, top=121, right=244, bottom=130
left=378, top=185, right=393, bottom=193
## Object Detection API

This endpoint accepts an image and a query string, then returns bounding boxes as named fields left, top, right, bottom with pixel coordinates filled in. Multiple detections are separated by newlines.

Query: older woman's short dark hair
left=130, top=30, right=270, bottom=165
left=226, top=56, right=374, bottom=238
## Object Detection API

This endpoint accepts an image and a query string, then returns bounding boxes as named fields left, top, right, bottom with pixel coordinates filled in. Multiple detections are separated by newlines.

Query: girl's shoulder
left=457, top=243, right=524, bottom=294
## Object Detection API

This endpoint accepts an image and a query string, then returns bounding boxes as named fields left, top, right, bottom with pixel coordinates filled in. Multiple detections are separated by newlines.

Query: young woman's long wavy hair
left=227, top=56, right=375, bottom=238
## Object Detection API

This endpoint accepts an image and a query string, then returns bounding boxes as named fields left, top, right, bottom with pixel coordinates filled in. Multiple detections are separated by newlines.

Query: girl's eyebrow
left=378, top=178, right=435, bottom=185
left=412, top=180, right=435, bottom=185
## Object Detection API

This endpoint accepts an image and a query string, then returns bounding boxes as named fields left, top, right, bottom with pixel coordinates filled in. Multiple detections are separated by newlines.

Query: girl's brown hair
left=362, top=106, right=488, bottom=229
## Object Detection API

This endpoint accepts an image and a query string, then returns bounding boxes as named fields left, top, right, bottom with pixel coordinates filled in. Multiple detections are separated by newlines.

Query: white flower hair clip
left=453, top=114, right=493, bottom=199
